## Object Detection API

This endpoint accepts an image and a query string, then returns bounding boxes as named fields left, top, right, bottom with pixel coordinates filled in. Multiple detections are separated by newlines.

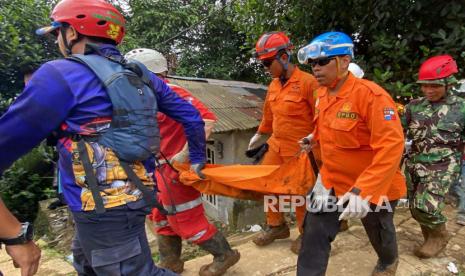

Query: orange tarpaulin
left=174, top=153, right=316, bottom=200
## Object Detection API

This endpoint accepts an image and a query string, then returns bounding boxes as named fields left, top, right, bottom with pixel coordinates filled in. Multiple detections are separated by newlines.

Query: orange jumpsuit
left=314, top=73, right=406, bottom=205
left=258, top=67, right=318, bottom=231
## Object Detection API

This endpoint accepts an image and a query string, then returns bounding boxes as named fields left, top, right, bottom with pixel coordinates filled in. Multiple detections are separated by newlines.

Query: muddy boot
left=419, top=224, right=429, bottom=241
left=290, top=234, right=302, bottom=254
left=198, top=232, right=240, bottom=276
left=414, top=224, right=450, bottom=258
left=252, top=224, right=290, bottom=246
left=157, top=235, right=184, bottom=273
left=339, top=219, right=349, bottom=232
left=371, top=258, right=399, bottom=276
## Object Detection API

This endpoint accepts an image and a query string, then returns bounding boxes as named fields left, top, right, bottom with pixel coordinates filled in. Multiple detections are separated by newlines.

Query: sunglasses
left=309, top=57, right=336, bottom=67
left=261, top=58, right=275, bottom=68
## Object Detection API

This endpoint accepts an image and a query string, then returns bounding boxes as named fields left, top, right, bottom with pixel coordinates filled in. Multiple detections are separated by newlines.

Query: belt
left=163, top=197, right=203, bottom=213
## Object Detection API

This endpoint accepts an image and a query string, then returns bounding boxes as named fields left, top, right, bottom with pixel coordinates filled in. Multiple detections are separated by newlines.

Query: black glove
left=191, top=163, right=206, bottom=179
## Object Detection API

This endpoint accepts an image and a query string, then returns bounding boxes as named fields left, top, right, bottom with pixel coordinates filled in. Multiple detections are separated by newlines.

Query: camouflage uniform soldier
left=402, top=55, right=465, bottom=259
left=449, top=86, right=465, bottom=225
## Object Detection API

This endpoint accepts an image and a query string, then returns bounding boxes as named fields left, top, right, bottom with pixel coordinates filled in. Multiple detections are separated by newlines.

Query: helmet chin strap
left=277, top=51, right=291, bottom=85
left=60, top=27, right=77, bottom=56
left=328, top=57, right=348, bottom=89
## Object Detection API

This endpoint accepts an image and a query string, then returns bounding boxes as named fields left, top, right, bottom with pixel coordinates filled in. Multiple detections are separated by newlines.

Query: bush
left=0, top=143, right=55, bottom=222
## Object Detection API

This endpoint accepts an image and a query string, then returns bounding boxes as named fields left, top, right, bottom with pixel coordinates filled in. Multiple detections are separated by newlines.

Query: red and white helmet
left=36, top=0, right=125, bottom=45
left=253, top=32, right=293, bottom=60
left=417, top=55, right=458, bottom=85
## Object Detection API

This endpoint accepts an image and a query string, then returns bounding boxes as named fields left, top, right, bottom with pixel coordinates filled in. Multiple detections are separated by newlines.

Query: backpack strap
left=77, top=140, right=106, bottom=214
left=67, top=54, right=122, bottom=85
left=120, top=161, right=168, bottom=215
left=122, top=61, right=154, bottom=88
left=68, top=54, right=156, bottom=94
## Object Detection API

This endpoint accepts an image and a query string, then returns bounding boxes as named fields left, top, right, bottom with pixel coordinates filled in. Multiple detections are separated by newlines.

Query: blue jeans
left=71, top=201, right=177, bottom=276
left=451, top=164, right=465, bottom=215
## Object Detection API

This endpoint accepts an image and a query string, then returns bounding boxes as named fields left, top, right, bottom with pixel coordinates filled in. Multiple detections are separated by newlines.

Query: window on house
left=206, top=140, right=215, bottom=164
left=203, top=140, right=218, bottom=208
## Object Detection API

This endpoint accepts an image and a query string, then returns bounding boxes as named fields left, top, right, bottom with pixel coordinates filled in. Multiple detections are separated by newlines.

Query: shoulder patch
left=383, top=107, right=397, bottom=121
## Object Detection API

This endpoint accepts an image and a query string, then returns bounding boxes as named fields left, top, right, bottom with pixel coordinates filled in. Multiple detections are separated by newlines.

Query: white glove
left=405, top=139, right=412, bottom=153
left=337, top=191, right=371, bottom=220
left=248, top=133, right=263, bottom=150
left=307, top=174, right=332, bottom=212
left=298, top=133, right=314, bottom=152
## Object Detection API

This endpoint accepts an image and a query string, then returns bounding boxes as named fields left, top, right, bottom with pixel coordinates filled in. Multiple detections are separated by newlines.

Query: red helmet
left=254, top=32, right=293, bottom=60
left=36, top=0, right=125, bottom=45
left=418, top=55, right=458, bottom=84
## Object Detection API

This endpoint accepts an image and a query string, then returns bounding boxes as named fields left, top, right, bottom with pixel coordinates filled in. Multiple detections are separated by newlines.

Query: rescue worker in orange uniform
left=248, top=31, right=319, bottom=253
left=125, top=49, right=240, bottom=276
left=296, top=32, right=406, bottom=276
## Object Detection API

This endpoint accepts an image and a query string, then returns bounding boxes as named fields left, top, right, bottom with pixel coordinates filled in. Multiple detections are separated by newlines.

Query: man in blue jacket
left=0, top=0, right=206, bottom=275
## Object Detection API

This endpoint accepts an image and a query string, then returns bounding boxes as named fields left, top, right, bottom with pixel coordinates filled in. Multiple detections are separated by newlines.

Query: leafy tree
left=123, top=0, right=258, bottom=81
left=0, top=0, right=59, bottom=113
left=233, top=0, right=465, bottom=101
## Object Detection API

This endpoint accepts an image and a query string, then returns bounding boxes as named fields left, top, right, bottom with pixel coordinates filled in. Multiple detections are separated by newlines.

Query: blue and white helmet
left=298, top=32, right=354, bottom=64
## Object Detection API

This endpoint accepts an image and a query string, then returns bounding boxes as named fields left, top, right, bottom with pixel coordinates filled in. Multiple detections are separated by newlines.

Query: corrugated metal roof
left=211, top=108, right=262, bottom=132
left=168, top=75, right=268, bottom=90
left=168, top=77, right=265, bottom=133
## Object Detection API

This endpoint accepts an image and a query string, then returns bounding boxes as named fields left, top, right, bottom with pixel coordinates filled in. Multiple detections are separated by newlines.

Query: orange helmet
left=253, top=32, right=293, bottom=60
left=36, top=0, right=125, bottom=45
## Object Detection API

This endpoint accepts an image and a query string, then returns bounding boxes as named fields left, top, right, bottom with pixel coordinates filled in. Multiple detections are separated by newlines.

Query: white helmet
left=124, top=48, right=168, bottom=74
left=348, top=63, right=364, bottom=78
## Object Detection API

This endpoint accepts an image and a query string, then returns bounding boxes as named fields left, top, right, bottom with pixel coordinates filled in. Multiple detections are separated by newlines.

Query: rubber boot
left=157, top=235, right=184, bottom=273
left=371, top=258, right=399, bottom=276
left=414, top=224, right=450, bottom=258
left=198, top=232, right=240, bottom=276
left=252, top=224, right=290, bottom=246
left=290, top=234, right=302, bottom=254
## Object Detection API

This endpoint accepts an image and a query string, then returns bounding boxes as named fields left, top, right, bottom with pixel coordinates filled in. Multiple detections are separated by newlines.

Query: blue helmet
left=298, top=32, right=354, bottom=64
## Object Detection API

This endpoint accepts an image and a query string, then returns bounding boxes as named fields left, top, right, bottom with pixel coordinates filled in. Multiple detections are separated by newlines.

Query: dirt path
left=184, top=206, right=465, bottom=276
left=1, top=206, right=463, bottom=275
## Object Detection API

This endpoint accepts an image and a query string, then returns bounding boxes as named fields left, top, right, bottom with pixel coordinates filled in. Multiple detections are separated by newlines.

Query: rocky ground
left=0, top=204, right=464, bottom=275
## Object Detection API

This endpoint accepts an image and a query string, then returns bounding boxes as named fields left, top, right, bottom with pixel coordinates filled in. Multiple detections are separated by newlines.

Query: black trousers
left=71, top=201, right=177, bottom=276
left=297, top=201, right=398, bottom=276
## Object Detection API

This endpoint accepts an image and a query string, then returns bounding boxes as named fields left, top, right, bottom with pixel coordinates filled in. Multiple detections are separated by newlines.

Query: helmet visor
left=298, top=42, right=326, bottom=64
left=36, top=21, right=62, bottom=36
left=298, top=42, right=354, bottom=64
